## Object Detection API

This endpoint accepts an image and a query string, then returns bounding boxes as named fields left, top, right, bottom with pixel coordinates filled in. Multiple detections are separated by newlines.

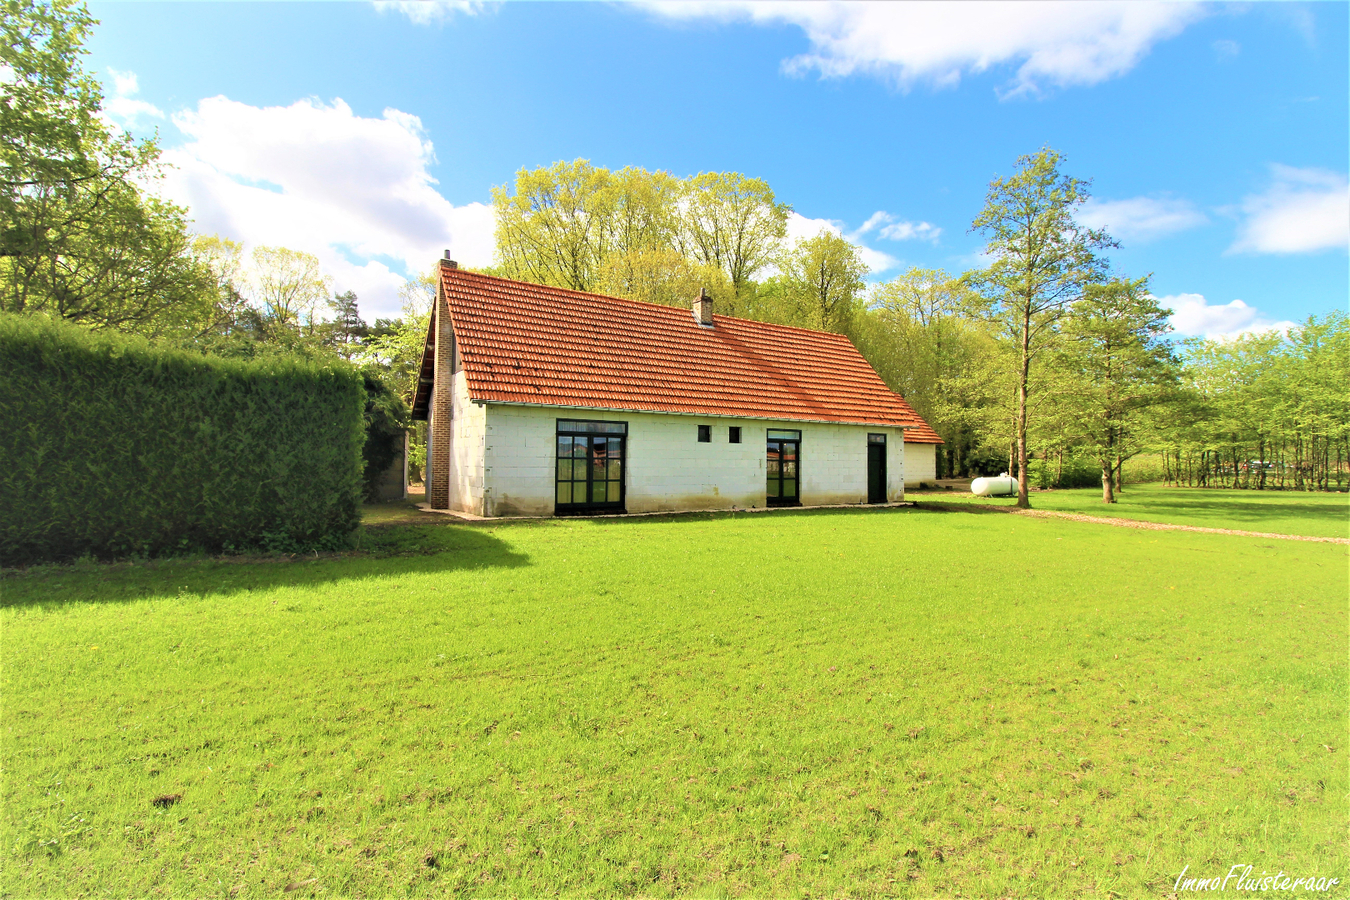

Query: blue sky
left=87, top=1, right=1348, bottom=334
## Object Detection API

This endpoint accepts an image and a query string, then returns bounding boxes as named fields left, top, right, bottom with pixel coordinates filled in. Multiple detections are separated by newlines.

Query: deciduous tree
left=966, top=148, right=1113, bottom=507
left=0, top=0, right=212, bottom=336
left=679, top=172, right=790, bottom=298
left=250, top=245, right=330, bottom=339
left=1048, top=277, right=1179, bottom=502
left=775, top=230, right=867, bottom=333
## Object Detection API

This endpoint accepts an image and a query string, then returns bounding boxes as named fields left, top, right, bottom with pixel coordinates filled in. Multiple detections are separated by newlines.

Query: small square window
left=697, top=424, right=711, bottom=443
left=729, top=426, right=742, bottom=444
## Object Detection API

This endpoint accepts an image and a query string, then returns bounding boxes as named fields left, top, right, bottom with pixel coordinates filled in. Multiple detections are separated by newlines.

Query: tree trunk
left=1101, top=460, right=1115, bottom=503
left=1015, top=307, right=1032, bottom=509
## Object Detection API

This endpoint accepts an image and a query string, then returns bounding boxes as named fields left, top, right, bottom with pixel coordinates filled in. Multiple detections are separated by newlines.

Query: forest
left=4, top=0, right=1347, bottom=505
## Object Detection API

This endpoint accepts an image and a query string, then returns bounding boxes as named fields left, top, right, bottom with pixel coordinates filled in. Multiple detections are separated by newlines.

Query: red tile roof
left=415, top=266, right=941, bottom=442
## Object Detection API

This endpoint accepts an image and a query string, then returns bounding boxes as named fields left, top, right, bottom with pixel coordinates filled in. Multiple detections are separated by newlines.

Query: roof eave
left=468, top=397, right=918, bottom=430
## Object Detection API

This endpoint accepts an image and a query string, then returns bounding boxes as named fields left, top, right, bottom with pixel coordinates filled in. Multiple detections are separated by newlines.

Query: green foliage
left=1165, top=312, right=1350, bottom=491
left=2, top=507, right=1344, bottom=894
left=773, top=229, right=867, bottom=333
left=492, top=160, right=788, bottom=307
left=0, top=312, right=365, bottom=564
left=360, top=369, right=410, bottom=502
left=1, top=0, right=214, bottom=337
left=856, top=267, right=1003, bottom=476
left=1027, top=455, right=1100, bottom=489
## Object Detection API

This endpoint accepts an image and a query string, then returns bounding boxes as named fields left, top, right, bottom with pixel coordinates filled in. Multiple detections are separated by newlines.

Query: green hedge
left=0, top=314, right=366, bottom=565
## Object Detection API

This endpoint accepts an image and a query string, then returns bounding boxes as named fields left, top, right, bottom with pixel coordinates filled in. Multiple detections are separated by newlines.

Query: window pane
left=557, top=435, right=572, bottom=457
left=608, top=459, right=621, bottom=480
left=608, top=438, right=621, bottom=458
left=698, top=424, right=711, bottom=442
left=767, top=429, right=801, bottom=440
left=767, top=459, right=780, bottom=477
left=782, top=478, right=796, bottom=498
left=558, top=420, right=627, bottom=434
left=782, top=444, right=797, bottom=462
left=557, top=459, right=572, bottom=481
left=557, top=481, right=572, bottom=504
left=766, top=476, right=779, bottom=497
left=573, top=442, right=588, bottom=459
left=608, top=481, right=621, bottom=502
left=869, top=433, right=886, bottom=444
left=767, top=442, right=780, bottom=461
left=592, top=481, right=608, bottom=503
left=729, top=427, right=741, bottom=443
left=783, top=461, right=797, bottom=478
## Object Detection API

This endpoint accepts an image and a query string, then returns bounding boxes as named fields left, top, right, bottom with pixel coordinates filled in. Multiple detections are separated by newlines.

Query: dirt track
left=914, top=500, right=1350, bottom=545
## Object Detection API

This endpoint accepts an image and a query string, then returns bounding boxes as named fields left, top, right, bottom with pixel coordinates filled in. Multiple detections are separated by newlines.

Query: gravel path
left=915, top=501, right=1350, bottom=544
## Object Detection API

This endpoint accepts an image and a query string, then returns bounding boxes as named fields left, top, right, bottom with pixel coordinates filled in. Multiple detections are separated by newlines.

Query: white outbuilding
left=411, top=256, right=942, bottom=517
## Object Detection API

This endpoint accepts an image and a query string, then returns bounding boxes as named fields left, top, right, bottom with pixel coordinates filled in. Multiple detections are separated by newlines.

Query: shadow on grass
left=918, top=487, right=1349, bottom=532
left=1120, top=496, right=1348, bottom=527
left=0, top=523, right=531, bottom=610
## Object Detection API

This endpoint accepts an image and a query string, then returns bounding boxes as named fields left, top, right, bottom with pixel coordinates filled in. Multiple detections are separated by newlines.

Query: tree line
left=4, top=0, right=1345, bottom=506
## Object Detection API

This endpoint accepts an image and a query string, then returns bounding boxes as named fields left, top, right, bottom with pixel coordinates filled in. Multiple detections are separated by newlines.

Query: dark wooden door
left=867, top=442, right=886, bottom=503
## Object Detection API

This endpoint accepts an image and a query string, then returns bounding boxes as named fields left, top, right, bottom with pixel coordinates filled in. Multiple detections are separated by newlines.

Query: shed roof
left=412, top=265, right=942, bottom=442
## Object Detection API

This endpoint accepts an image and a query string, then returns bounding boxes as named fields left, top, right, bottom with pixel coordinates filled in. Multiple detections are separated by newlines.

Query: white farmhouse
left=411, top=256, right=942, bottom=517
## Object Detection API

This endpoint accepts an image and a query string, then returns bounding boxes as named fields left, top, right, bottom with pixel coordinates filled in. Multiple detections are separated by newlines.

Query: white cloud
left=372, top=1, right=488, bottom=25
left=1211, top=38, right=1240, bottom=60
left=103, top=68, right=164, bottom=129
left=1078, top=195, right=1207, bottom=244
left=1229, top=165, right=1349, bottom=255
left=159, top=96, right=494, bottom=318
left=785, top=212, right=899, bottom=274
left=855, top=210, right=942, bottom=243
left=1161, top=293, right=1297, bottom=340
left=641, top=1, right=1205, bottom=95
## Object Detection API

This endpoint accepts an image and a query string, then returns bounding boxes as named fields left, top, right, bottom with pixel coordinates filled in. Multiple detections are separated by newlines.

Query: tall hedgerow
left=0, top=313, right=365, bottom=564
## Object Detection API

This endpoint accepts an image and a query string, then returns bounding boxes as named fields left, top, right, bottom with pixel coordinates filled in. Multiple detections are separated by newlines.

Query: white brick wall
left=446, top=371, right=486, bottom=515
left=480, top=403, right=909, bottom=516
left=904, top=442, right=937, bottom=484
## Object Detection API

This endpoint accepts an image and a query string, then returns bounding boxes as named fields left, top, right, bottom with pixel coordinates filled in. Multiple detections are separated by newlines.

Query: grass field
left=2, top=499, right=1346, bottom=897
left=913, top=482, right=1350, bottom=539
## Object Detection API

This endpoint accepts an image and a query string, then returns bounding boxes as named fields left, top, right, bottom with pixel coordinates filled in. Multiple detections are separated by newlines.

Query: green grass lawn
left=915, top=482, right=1350, bottom=539
left=3, top=504, right=1346, bottom=897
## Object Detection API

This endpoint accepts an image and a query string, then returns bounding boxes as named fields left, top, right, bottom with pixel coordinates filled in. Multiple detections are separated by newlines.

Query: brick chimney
left=440, top=249, right=457, bottom=270
left=692, top=288, right=713, bottom=327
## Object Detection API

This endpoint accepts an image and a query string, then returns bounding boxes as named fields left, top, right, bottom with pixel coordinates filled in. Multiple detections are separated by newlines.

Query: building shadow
left=0, top=524, right=531, bottom=610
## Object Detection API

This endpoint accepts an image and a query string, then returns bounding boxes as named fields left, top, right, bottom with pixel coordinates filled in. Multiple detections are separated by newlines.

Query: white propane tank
left=971, top=473, right=1018, bottom=497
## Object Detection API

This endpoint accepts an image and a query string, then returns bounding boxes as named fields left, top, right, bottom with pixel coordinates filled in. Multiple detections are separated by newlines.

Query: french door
left=766, top=429, right=801, bottom=507
left=556, top=420, right=626, bottom=514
